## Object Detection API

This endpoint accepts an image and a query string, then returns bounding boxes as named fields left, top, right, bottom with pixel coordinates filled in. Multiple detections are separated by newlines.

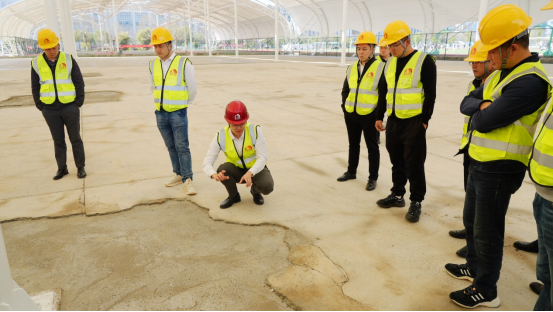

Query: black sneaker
left=450, top=286, right=500, bottom=308
left=405, top=201, right=421, bottom=222
left=445, top=263, right=475, bottom=282
left=376, top=194, right=405, bottom=208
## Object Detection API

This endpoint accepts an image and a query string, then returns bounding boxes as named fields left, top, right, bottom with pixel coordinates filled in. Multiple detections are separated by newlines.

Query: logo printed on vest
left=169, top=69, right=177, bottom=76
left=245, top=145, right=253, bottom=152
left=367, top=72, right=374, bottom=79
left=403, top=68, right=413, bottom=76
left=59, top=63, right=67, bottom=69
left=234, top=114, right=241, bottom=120
left=44, top=39, right=50, bottom=44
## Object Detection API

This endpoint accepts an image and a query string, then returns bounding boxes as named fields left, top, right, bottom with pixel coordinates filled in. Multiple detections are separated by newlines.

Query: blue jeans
left=463, top=164, right=525, bottom=296
left=155, top=109, right=192, bottom=181
left=533, top=192, right=553, bottom=311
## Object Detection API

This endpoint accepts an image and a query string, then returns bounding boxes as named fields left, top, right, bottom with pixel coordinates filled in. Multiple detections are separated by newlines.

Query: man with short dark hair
left=31, top=29, right=86, bottom=180
left=445, top=5, right=551, bottom=308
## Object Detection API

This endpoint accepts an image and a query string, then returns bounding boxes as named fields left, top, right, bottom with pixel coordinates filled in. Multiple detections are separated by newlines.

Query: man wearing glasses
left=374, top=20, right=437, bottom=223
left=202, top=101, right=274, bottom=209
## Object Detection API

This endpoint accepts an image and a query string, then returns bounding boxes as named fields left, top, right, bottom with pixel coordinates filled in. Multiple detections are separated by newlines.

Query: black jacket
left=461, top=53, right=550, bottom=173
left=375, top=50, right=437, bottom=125
left=31, top=52, right=85, bottom=110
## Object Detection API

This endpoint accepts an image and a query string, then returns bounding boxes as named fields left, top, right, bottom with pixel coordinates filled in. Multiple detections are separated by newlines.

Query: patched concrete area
left=1, top=55, right=551, bottom=310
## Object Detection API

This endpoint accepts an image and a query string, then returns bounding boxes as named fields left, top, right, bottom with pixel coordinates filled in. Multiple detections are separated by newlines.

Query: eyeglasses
left=388, top=41, right=404, bottom=49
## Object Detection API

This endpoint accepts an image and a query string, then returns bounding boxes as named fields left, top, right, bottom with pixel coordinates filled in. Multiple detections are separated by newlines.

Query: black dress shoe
left=530, top=282, right=543, bottom=295
left=53, top=168, right=69, bottom=180
left=337, top=172, right=356, bottom=182
left=449, top=229, right=467, bottom=239
left=77, top=167, right=87, bottom=179
left=251, top=188, right=264, bottom=205
left=376, top=193, right=405, bottom=208
left=456, top=245, right=468, bottom=258
left=366, top=179, right=377, bottom=191
left=514, top=240, right=539, bottom=253
left=220, top=193, right=241, bottom=209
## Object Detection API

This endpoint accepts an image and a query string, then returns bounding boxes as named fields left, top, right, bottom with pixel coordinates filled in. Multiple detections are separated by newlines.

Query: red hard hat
left=224, top=101, right=249, bottom=125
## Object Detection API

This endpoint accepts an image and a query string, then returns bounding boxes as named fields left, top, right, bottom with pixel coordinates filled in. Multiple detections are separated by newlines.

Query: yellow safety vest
left=218, top=123, right=258, bottom=169
left=31, top=52, right=76, bottom=104
left=469, top=61, right=551, bottom=166
left=345, top=58, right=385, bottom=115
left=529, top=90, right=553, bottom=186
left=459, top=82, right=477, bottom=150
left=149, top=55, right=190, bottom=112
left=385, top=51, right=432, bottom=119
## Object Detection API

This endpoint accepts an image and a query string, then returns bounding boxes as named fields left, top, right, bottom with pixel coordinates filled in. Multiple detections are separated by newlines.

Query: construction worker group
left=30, top=1, right=553, bottom=310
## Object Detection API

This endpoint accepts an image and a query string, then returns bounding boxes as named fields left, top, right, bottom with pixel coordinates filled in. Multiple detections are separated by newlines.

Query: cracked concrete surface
left=1, top=55, right=551, bottom=310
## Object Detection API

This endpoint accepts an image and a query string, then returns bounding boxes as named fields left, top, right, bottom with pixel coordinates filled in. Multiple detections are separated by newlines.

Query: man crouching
left=202, top=101, right=274, bottom=208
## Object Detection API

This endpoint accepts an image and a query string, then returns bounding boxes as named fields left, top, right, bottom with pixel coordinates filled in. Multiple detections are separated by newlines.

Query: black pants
left=385, top=116, right=426, bottom=202
left=463, top=152, right=470, bottom=191
left=344, top=112, right=380, bottom=181
left=42, top=104, right=85, bottom=169
left=217, top=163, right=274, bottom=197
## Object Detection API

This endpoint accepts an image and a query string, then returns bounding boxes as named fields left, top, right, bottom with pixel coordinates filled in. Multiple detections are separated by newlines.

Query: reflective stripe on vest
left=469, top=61, right=552, bottom=166
left=218, top=123, right=258, bottom=169
left=459, top=82, right=476, bottom=149
left=31, top=52, right=76, bottom=104
left=345, top=59, right=384, bottom=115
left=529, top=89, right=553, bottom=186
left=385, top=51, right=428, bottom=119
left=150, top=55, right=190, bottom=112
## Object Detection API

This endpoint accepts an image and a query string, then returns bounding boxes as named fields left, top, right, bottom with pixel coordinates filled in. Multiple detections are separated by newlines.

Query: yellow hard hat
left=355, top=31, right=377, bottom=45
left=380, top=20, right=411, bottom=46
left=378, top=37, right=387, bottom=47
left=150, top=27, right=174, bottom=45
left=37, top=29, right=59, bottom=50
left=464, top=40, right=488, bottom=62
left=542, top=0, right=553, bottom=10
left=478, top=4, right=532, bottom=52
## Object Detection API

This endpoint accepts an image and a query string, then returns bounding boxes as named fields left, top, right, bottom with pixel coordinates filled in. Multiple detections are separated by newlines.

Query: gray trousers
left=217, top=162, right=274, bottom=197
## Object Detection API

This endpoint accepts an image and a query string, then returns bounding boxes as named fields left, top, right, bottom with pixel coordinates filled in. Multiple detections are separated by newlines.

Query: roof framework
left=1, top=0, right=553, bottom=41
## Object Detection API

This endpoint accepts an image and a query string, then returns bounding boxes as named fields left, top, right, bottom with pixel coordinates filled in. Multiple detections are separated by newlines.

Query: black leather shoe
left=530, top=282, right=543, bottom=295
left=514, top=240, right=539, bottom=253
left=456, top=245, right=468, bottom=258
left=337, top=172, right=356, bottom=182
left=405, top=201, right=422, bottom=222
left=251, top=188, right=264, bottom=205
left=449, top=229, right=467, bottom=239
left=366, top=179, right=377, bottom=191
left=77, top=167, right=87, bottom=179
left=53, top=168, right=69, bottom=180
left=376, top=193, right=405, bottom=208
left=220, top=193, right=241, bottom=209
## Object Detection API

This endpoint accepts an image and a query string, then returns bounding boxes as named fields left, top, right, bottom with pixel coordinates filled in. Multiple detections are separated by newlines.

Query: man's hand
left=211, top=170, right=230, bottom=182
left=423, top=123, right=427, bottom=129
left=375, top=120, right=386, bottom=132
left=479, top=101, right=492, bottom=110
left=239, top=171, right=254, bottom=187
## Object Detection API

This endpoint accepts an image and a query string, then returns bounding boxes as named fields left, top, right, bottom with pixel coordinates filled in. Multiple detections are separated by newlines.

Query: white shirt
left=202, top=126, right=267, bottom=177
left=148, top=52, right=197, bottom=104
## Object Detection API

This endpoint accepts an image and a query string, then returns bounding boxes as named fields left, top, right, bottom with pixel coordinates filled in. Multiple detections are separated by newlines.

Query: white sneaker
left=165, top=174, right=183, bottom=187
left=184, top=178, right=197, bottom=195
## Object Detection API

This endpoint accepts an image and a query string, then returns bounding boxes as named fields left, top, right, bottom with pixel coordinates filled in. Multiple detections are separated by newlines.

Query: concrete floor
left=1, top=54, right=552, bottom=310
